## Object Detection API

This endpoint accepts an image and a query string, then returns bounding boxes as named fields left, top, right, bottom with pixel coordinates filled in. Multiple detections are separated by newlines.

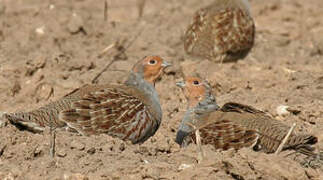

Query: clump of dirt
left=0, top=0, right=322, bottom=179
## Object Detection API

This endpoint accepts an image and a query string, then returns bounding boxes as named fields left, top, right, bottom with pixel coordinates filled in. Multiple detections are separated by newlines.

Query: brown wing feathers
left=60, top=88, right=146, bottom=138
left=192, top=119, right=259, bottom=151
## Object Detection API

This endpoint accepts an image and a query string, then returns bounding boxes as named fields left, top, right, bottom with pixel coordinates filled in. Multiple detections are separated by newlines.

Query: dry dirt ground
left=0, top=0, right=323, bottom=179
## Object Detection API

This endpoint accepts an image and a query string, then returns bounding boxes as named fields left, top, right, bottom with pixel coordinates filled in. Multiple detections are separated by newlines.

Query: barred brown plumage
left=184, top=0, right=255, bottom=62
left=4, top=56, right=170, bottom=144
left=59, top=85, right=159, bottom=144
left=176, top=76, right=318, bottom=154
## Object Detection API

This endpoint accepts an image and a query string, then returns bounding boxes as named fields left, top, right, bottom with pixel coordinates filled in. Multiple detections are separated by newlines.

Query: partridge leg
left=49, top=125, right=56, bottom=158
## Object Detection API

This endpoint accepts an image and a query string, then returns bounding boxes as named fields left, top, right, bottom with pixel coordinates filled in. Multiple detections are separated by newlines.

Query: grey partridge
left=184, top=0, right=255, bottom=62
left=4, top=56, right=170, bottom=144
left=175, top=76, right=317, bottom=154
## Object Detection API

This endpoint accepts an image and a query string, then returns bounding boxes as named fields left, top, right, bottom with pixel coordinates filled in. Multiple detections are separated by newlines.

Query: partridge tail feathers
left=256, top=132, right=318, bottom=154
left=3, top=112, right=45, bottom=132
left=288, top=135, right=318, bottom=156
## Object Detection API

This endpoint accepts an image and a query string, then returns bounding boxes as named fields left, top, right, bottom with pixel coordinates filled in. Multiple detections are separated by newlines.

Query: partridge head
left=4, top=56, right=171, bottom=144
left=176, top=76, right=216, bottom=108
left=176, top=76, right=318, bottom=155
left=130, top=55, right=170, bottom=85
left=184, top=0, right=255, bottom=62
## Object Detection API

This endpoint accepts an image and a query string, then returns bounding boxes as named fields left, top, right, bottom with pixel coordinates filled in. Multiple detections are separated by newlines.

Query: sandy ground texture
left=0, top=0, right=323, bottom=179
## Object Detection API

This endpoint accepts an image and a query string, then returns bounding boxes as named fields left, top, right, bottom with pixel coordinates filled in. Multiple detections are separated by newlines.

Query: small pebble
left=86, top=147, right=96, bottom=155
left=56, top=150, right=67, bottom=157
left=276, top=105, right=290, bottom=116
left=119, top=143, right=126, bottom=152
left=33, top=146, right=42, bottom=157
left=35, top=26, right=45, bottom=35
left=67, top=13, right=85, bottom=34
left=49, top=4, right=55, bottom=10
left=178, top=163, right=193, bottom=171
left=64, top=173, right=89, bottom=180
left=70, top=140, right=85, bottom=151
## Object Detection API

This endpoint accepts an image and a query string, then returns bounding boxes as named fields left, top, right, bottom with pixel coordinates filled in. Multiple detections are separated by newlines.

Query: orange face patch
left=183, top=76, right=207, bottom=107
left=133, top=56, right=166, bottom=84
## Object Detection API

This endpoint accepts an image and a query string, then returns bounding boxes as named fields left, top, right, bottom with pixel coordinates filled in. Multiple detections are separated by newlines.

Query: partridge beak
left=176, top=81, right=185, bottom=88
left=161, top=61, right=171, bottom=68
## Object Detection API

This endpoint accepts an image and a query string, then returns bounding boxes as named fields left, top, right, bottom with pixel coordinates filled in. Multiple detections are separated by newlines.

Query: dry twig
left=104, top=0, right=108, bottom=21
left=92, top=29, right=144, bottom=84
left=186, top=122, right=204, bottom=163
left=98, top=43, right=116, bottom=58
left=195, top=129, right=204, bottom=163
left=275, top=123, right=296, bottom=154
left=137, top=0, right=146, bottom=18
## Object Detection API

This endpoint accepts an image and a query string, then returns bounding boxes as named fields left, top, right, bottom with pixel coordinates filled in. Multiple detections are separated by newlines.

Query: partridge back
left=184, top=0, right=255, bottom=62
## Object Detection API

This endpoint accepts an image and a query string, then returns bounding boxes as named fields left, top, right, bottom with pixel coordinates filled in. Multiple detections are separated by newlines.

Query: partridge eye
left=149, top=59, right=157, bottom=65
left=193, top=80, right=200, bottom=85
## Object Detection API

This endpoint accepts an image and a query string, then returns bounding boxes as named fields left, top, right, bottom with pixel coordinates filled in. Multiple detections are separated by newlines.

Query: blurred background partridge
left=184, top=0, right=255, bottom=62
left=3, top=56, right=170, bottom=144
left=176, top=76, right=318, bottom=154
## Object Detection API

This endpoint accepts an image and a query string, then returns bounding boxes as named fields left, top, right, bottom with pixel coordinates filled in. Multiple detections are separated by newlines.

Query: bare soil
left=0, top=0, right=323, bottom=179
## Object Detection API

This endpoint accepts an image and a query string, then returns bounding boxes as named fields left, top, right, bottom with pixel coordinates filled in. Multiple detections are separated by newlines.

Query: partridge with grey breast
left=4, top=56, right=170, bottom=144
left=176, top=76, right=317, bottom=154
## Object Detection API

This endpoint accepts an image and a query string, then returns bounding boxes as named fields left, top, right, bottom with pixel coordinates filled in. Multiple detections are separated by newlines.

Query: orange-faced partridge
left=175, top=76, right=318, bottom=154
left=4, top=56, right=170, bottom=144
left=184, top=0, right=255, bottom=62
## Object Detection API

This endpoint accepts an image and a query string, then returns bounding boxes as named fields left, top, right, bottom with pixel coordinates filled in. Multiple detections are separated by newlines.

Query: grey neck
left=182, top=94, right=219, bottom=130
left=240, top=0, right=251, bottom=14
left=176, top=92, right=219, bottom=146
left=193, top=94, right=219, bottom=115
left=193, top=80, right=219, bottom=115
left=125, top=72, right=162, bottom=120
